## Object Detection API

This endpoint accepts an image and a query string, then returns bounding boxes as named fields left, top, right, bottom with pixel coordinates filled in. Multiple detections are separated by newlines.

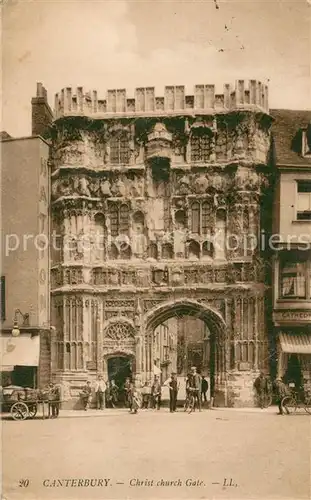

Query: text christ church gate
left=50, top=80, right=272, bottom=408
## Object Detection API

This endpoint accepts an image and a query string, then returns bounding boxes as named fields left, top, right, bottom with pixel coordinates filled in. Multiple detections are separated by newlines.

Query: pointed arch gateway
left=143, top=299, right=228, bottom=405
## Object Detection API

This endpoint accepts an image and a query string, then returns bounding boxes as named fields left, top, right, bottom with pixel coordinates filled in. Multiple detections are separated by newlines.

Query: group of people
left=79, top=367, right=208, bottom=414
left=253, top=371, right=310, bottom=415
left=80, top=375, right=120, bottom=411
left=126, top=366, right=209, bottom=414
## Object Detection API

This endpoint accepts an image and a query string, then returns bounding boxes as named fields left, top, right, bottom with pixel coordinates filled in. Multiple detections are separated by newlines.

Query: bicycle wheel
left=304, top=396, right=311, bottom=415
left=281, top=396, right=297, bottom=414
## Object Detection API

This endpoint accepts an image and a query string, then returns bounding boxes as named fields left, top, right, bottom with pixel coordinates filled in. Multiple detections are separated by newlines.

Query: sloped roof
left=270, top=109, right=311, bottom=167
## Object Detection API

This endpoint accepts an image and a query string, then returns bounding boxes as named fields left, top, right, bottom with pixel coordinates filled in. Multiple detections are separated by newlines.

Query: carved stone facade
left=50, top=81, right=273, bottom=407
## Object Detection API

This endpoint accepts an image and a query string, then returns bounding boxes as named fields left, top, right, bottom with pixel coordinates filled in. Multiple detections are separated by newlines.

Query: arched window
left=191, top=202, right=200, bottom=234
left=109, top=203, right=130, bottom=237
left=215, top=209, right=226, bottom=260
left=108, top=243, right=119, bottom=260
left=175, top=209, right=186, bottom=228
left=190, top=131, right=211, bottom=162
left=147, top=242, right=158, bottom=260
left=202, top=202, right=211, bottom=235
left=110, top=131, right=130, bottom=164
left=162, top=243, right=174, bottom=259
left=188, top=240, right=200, bottom=260
left=120, top=204, right=130, bottom=234
left=120, top=244, right=131, bottom=260
left=202, top=240, right=214, bottom=258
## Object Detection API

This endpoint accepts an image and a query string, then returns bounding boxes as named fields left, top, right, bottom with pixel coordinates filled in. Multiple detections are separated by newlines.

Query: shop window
left=110, top=131, right=130, bottom=165
left=0, top=276, right=5, bottom=320
left=297, top=181, right=311, bottom=220
left=279, top=252, right=310, bottom=299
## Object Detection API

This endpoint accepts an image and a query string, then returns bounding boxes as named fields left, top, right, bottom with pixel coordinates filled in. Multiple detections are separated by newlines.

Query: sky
left=2, top=0, right=311, bottom=137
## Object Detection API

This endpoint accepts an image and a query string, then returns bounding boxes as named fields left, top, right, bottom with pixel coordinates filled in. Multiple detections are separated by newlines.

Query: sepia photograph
left=1, top=0, right=311, bottom=499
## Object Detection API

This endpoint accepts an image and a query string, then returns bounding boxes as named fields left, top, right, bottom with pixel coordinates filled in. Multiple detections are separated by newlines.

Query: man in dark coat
left=201, top=376, right=208, bottom=403
left=274, top=378, right=289, bottom=415
left=254, top=372, right=268, bottom=409
left=80, top=381, right=92, bottom=411
left=168, top=373, right=179, bottom=413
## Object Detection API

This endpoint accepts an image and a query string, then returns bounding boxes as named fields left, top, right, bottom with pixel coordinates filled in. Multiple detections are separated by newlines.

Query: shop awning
left=279, top=332, right=311, bottom=354
left=1, top=335, right=40, bottom=368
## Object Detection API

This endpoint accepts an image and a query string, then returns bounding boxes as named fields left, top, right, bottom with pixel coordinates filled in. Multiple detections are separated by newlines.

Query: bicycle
left=281, top=390, right=311, bottom=415
left=255, top=392, right=273, bottom=409
left=183, top=388, right=197, bottom=414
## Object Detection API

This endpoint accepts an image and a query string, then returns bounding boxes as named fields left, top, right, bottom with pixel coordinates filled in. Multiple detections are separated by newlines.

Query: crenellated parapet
left=54, top=80, right=269, bottom=119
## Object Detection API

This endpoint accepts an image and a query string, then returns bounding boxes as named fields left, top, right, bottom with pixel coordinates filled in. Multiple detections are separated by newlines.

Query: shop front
left=276, top=329, right=311, bottom=389
left=1, top=334, right=40, bottom=388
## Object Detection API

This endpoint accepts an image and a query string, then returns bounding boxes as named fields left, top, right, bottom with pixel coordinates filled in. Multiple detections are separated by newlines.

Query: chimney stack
left=31, top=82, right=53, bottom=137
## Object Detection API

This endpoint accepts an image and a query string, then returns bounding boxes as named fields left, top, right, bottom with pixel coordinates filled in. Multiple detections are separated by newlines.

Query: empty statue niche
left=175, top=209, right=187, bottom=230
left=188, top=240, right=200, bottom=260
left=150, top=158, right=170, bottom=196
left=93, top=212, right=106, bottom=261
left=132, top=210, right=147, bottom=258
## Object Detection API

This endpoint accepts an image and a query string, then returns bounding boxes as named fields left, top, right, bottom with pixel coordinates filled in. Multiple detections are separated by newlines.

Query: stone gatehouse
left=49, top=80, right=273, bottom=407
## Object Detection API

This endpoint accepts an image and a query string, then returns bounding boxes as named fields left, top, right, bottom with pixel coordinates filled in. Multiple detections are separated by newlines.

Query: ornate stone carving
left=194, top=175, right=209, bottom=194
left=105, top=322, right=135, bottom=340
left=100, top=179, right=112, bottom=197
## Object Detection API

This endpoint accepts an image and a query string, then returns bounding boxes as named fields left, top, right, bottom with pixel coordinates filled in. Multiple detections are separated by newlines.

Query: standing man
left=124, top=377, right=132, bottom=409
left=110, top=379, right=119, bottom=407
left=201, top=376, right=208, bottom=404
left=168, top=372, right=179, bottom=413
left=190, top=366, right=201, bottom=412
left=94, top=374, right=106, bottom=410
left=254, top=372, right=268, bottom=409
left=48, top=382, right=61, bottom=418
left=274, top=378, right=289, bottom=415
left=151, top=375, right=162, bottom=410
left=80, top=381, right=92, bottom=411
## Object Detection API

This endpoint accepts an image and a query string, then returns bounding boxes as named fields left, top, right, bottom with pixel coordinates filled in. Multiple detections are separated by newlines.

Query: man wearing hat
left=274, top=378, right=289, bottom=415
left=189, top=366, right=202, bottom=412
left=167, top=373, right=179, bottom=413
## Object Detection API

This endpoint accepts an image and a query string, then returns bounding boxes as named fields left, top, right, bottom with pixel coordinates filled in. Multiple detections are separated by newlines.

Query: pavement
left=2, top=406, right=310, bottom=500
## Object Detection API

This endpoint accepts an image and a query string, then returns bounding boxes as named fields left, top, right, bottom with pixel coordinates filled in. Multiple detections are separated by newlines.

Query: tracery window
left=110, top=131, right=130, bottom=165
left=109, top=203, right=130, bottom=237
left=190, top=132, right=211, bottom=162
left=190, top=201, right=213, bottom=235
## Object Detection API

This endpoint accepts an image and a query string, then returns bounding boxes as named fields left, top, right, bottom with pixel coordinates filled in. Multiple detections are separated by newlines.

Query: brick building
left=48, top=80, right=273, bottom=407
left=270, top=110, right=311, bottom=387
left=1, top=84, right=52, bottom=388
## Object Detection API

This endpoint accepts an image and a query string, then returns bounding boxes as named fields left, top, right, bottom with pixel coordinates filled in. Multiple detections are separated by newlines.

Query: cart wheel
left=27, top=404, right=37, bottom=419
left=11, top=402, right=29, bottom=421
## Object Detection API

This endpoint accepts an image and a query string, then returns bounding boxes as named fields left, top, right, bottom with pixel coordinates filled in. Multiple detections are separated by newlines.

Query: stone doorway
left=107, top=355, right=133, bottom=403
left=144, top=298, right=227, bottom=404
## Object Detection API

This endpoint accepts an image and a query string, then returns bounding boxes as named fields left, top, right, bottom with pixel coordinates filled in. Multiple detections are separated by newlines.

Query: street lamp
left=11, top=309, right=30, bottom=337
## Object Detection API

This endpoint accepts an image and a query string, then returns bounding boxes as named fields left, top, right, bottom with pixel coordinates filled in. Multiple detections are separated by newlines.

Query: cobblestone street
left=2, top=408, right=310, bottom=500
